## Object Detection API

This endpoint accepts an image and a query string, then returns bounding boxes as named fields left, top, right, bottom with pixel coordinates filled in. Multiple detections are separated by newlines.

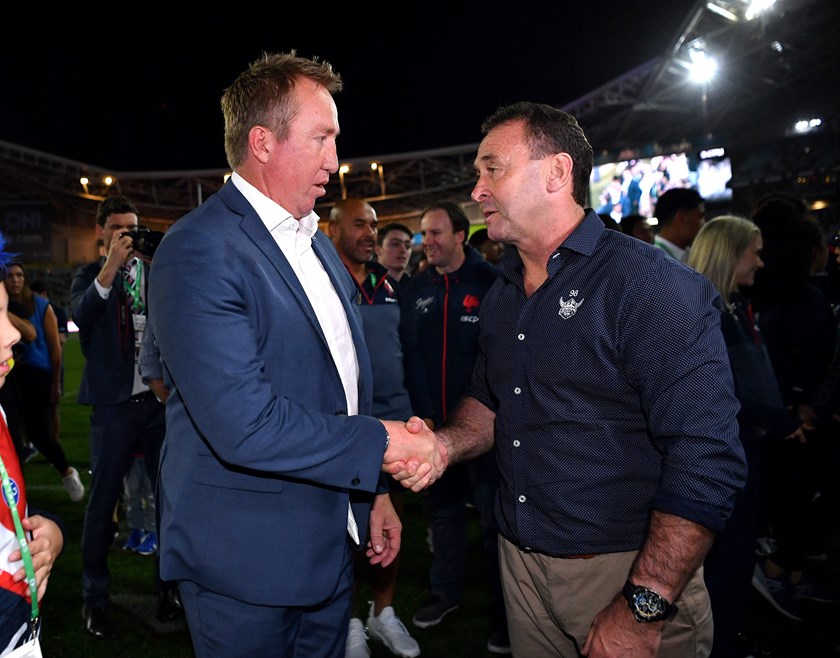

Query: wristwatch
left=622, top=581, right=677, bottom=623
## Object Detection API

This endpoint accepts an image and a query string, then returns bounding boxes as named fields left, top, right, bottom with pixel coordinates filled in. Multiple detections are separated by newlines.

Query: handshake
left=381, top=417, right=448, bottom=492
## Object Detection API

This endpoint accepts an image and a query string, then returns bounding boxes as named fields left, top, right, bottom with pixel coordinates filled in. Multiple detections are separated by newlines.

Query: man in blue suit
left=149, top=52, right=446, bottom=657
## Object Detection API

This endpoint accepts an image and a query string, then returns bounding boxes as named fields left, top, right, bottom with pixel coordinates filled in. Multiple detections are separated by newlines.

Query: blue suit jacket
left=149, top=181, right=387, bottom=606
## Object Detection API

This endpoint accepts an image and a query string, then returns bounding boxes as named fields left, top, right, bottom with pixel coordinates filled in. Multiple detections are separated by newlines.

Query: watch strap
left=622, top=580, right=678, bottom=623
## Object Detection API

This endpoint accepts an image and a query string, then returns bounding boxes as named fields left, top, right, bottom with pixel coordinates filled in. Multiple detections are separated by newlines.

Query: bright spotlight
left=745, top=0, right=774, bottom=21
left=688, top=50, right=718, bottom=83
left=794, top=118, right=822, bottom=133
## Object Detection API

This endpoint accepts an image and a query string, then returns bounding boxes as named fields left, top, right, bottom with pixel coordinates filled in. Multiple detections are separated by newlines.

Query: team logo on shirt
left=416, top=297, right=434, bottom=314
left=558, top=291, right=584, bottom=319
left=460, top=294, right=481, bottom=323
left=462, top=294, right=480, bottom=314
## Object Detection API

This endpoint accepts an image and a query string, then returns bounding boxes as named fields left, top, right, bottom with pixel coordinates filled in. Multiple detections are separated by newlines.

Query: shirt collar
left=499, top=209, right=605, bottom=282
left=230, top=171, right=320, bottom=234
left=654, top=235, right=686, bottom=261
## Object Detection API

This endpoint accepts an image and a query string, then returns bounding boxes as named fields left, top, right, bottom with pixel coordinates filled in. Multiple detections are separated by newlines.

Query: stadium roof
left=1, top=0, right=837, bottom=224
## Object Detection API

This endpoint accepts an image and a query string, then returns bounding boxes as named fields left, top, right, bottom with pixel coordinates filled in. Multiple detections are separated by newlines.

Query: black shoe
left=82, top=605, right=116, bottom=640
left=412, top=593, right=459, bottom=628
left=156, top=587, right=183, bottom=622
left=487, top=625, right=511, bottom=654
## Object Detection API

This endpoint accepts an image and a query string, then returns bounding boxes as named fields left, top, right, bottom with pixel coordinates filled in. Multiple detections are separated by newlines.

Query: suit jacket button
left=335, top=410, right=347, bottom=416
left=351, top=477, right=360, bottom=486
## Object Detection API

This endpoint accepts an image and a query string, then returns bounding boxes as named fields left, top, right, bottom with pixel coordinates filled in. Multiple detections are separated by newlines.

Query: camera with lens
left=122, top=226, right=165, bottom=260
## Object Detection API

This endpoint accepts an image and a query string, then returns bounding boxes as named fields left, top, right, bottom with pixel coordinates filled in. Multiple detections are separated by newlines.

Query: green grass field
left=20, top=334, right=840, bottom=657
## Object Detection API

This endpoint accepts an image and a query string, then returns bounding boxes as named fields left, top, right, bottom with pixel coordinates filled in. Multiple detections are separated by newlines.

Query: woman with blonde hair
left=688, top=215, right=806, bottom=657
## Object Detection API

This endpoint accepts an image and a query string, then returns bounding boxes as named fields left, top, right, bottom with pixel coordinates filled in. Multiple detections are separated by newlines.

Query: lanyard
left=744, top=301, right=762, bottom=345
left=0, top=453, right=39, bottom=622
left=122, top=259, right=145, bottom=314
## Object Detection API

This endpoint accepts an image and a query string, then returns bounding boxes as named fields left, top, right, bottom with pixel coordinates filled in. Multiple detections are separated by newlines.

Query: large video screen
left=589, top=150, right=731, bottom=221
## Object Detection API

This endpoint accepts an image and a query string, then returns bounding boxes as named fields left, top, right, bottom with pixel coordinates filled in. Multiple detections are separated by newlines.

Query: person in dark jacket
left=688, top=215, right=806, bottom=655
left=400, top=201, right=509, bottom=653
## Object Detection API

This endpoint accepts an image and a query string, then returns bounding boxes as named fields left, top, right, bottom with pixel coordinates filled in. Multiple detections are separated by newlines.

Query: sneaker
left=794, top=578, right=840, bottom=603
left=366, top=603, right=420, bottom=658
left=412, top=593, right=458, bottom=628
left=135, top=531, right=158, bottom=556
left=346, top=618, right=370, bottom=658
left=62, top=467, right=85, bottom=502
left=122, top=528, right=145, bottom=551
left=751, top=561, right=804, bottom=621
left=487, top=625, right=511, bottom=654
left=21, top=443, right=39, bottom=464
left=755, top=536, right=777, bottom=557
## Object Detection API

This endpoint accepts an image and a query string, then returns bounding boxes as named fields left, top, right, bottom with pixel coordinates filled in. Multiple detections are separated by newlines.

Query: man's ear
left=547, top=152, right=574, bottom=194
left=249, top=126, right=272, bottom=164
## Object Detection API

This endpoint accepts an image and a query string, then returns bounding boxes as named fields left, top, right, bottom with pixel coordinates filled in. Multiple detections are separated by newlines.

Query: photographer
left=70, top=194, right=179, bottom=640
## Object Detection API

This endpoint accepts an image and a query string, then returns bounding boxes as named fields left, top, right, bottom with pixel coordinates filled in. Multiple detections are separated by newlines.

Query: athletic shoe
left=794, top=578, right=840, bottom=603
left=21, top=443, right=39, bottom=464
left=62, top=467, right=85, bottom=502
left=755, top=536, right=777, bottom=557
left=751, top=561, right=804, bottom=621
left=135, top=531, right=158, bottom=556
left=346, top=618, right=370, bottom=658
left=487, top=626, right=512, bottom=654
left=122, top=528, right=145, bottom=551
left=366, top=603, right=420, bottom=657
left=412, top=593, right=459, bottom=628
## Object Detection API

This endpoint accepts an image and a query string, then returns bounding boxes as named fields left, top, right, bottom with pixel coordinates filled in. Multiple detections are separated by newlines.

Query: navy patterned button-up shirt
left=470, top=210, right=746, bottom=557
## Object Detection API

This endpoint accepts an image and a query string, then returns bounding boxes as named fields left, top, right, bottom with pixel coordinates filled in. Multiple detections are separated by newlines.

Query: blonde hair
left=686, top=215, right=760, bottom=311
left=221, top=51, right=343, bottom=170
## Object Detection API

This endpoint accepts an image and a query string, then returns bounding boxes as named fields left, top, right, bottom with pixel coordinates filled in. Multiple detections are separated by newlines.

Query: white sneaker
left=367, top=603, right=421, bottom=658
left=62, top=467, right=85, bottom=502
left=346, top=617, right=370, bottom=658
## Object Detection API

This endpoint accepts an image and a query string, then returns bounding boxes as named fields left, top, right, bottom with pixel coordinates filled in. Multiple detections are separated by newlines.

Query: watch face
left=633, top=590, right=667, bottom=620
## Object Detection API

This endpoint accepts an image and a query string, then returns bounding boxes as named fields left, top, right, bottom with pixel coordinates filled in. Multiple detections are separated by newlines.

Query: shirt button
left=513, top=439, right=521, bottom=447
left=517, top=333, right=525, bottom=340
left=514, top=387, right=521, bottom=394
left=518, top=495, right=526, bottom=503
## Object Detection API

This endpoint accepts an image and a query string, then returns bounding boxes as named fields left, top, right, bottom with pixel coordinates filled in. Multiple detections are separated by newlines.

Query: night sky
left=2, top=4, right=688, bottom=172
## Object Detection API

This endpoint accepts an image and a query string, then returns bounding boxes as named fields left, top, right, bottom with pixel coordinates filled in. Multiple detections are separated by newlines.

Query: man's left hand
left=582, top=594, right=662, bottom=657
left=365, top=492, right=401, bottom=568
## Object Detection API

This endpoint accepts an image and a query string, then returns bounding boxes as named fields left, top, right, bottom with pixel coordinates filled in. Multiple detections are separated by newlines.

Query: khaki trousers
left=499, top=535, right=713, bottom=657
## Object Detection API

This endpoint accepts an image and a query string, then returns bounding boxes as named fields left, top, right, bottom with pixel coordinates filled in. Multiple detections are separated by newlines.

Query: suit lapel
left=312, top=232, right=374, bottom=415
left=225, top=180, right=373, bottom=414
left=239, top=211, right=330, bottom=344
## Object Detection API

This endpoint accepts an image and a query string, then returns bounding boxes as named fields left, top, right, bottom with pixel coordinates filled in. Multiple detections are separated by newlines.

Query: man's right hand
left=381, top=417, right=448, bottom=492
left=97, top=231, right=135, bottom=287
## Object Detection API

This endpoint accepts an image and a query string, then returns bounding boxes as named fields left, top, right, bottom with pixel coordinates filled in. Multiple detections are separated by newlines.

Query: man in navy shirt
left=393, top=103, right=746, bottom=657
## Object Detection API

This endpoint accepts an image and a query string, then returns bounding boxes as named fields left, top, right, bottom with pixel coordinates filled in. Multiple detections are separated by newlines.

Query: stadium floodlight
left=706, top=2, right=739, bottom=22
left=745, top=0, right=775, bottom=21
left=794, top=118, right=822, bottom=133
left=688, top=48, right=718, bottom=83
